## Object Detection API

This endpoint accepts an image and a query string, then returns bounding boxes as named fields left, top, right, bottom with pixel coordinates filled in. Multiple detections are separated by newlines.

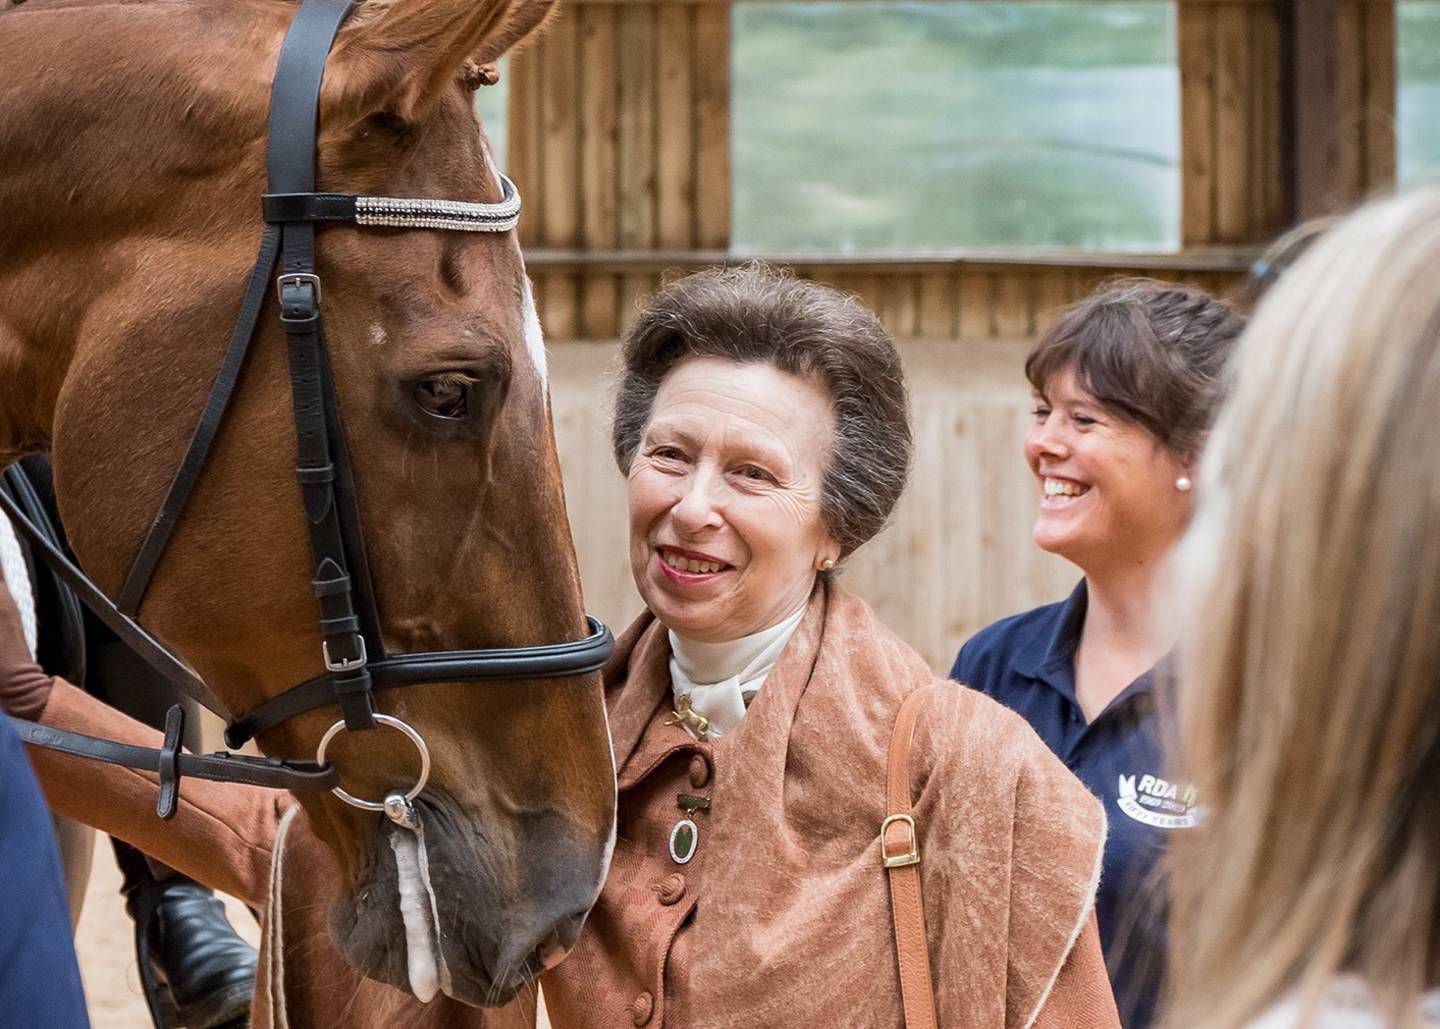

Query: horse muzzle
left=330, top=790, right=607, bottom=1008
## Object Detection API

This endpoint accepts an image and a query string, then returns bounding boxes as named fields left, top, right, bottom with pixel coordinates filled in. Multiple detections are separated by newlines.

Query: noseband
left=1, top=0, right=614, bottom=818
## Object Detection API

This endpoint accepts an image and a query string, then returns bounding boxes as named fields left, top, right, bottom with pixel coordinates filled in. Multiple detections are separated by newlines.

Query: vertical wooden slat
left=1335, top=0, right=1365, bottom=202
left=656, top=5, right=696, bottom=249
left=540, top=12, right=581, bottom=248
left=879, top=275, right=919, bottom=339
left=1362, top=0, right=1397, bottom=190
left=534, top=11, right=580, bottom=340
left=693, top=3, right=731, bottom=249
left=579, top=4, right=621, bottom=338
left=1214, top=2, right=1251, bottom=243
left=1254, top=3, right=1286, bottom=233
left=617, top=4, right=657, bottom=250
left=994, top=273, right=1034, bottom=340
left=1180, top=0, right=1218, bottom=245
left=917, top=272, right=956, bottom=340
left=579, top=274, right=620, bottom=340
left=579, top=4, right=620, bottom=251
left=1034, top=270, right=1074, bottom=336
left=541, top=272, right=580, bottom=342
left=509, top=43, right=544, bottom=248
left=958, top=270, right=996, bottom=341
left=848, top=274, right=886, bottom=322
left=1290, top=0, right=1343, bottom=219
left=905, top=397, right=945, bottom=663
left=1245, top=3, right=1283, bottom=239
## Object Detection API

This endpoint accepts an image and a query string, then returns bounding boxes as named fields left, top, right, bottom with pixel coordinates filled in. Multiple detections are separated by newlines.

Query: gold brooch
left=666, top=693, right=711, bottom=741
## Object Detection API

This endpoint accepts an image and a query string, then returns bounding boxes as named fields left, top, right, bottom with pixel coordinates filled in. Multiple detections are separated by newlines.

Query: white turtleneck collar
left=667, top=604, right=806, bottom=740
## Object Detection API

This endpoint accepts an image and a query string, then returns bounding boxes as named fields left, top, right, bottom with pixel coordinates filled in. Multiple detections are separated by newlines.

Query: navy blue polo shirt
left=952, top=581, right=1194, bottom=1029
left=0, top=714, right=90, bottom=1027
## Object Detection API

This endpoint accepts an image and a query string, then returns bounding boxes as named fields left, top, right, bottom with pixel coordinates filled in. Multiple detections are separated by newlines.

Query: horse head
left=0, top=0, right=615, bottom=1005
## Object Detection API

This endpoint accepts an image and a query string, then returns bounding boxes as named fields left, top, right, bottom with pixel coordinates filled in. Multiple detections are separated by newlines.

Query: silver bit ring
left=315, top=714, right=431, bottom=812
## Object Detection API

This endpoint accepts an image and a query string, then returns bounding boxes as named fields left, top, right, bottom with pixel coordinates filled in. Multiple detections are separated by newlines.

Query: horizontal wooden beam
left=523, top=246, right=1260, bottom=274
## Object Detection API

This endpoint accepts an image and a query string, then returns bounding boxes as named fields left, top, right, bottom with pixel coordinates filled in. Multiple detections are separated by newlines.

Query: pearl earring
left=1175, top=476, right=1193, bottom=493
left=819, top=558, right=836, bottom=571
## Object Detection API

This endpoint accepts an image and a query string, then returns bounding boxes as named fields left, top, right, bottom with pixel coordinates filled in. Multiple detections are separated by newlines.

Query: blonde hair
left=1167, top=189, right=1440, bottom=1027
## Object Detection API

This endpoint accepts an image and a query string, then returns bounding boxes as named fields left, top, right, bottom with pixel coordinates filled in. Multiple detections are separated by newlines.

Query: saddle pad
left=0, top=507, right=38, bottom=659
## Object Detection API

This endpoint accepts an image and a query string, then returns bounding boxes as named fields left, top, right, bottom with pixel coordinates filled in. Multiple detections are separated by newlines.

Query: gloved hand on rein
left=0, top=577, right=54, bottom=721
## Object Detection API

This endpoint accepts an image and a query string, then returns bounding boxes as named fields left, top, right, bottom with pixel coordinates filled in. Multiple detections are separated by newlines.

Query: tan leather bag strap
left=882, top=684, right=939, bottom=1029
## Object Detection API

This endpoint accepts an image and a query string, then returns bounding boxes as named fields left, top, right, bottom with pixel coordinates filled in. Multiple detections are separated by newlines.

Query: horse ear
left=322, top=0, right=554, bottom=126
left=470, top=0, right=558, bottom=66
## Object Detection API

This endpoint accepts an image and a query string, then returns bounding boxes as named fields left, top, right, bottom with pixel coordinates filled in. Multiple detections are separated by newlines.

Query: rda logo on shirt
left=1117, top=773, right=1203, bottom=829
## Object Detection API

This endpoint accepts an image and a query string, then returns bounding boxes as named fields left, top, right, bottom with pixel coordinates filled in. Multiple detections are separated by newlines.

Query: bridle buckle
left=276, top=271, right=322, bottom=306
left=323, top=634, right=368, bottom=673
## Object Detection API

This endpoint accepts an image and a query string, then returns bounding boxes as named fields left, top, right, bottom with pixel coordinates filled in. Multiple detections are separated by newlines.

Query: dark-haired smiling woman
left=951, top=280, right=1245, bottom=1027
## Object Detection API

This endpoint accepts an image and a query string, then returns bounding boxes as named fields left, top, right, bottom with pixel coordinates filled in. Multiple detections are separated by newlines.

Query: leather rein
left=0, top=0, right=614, bottom=819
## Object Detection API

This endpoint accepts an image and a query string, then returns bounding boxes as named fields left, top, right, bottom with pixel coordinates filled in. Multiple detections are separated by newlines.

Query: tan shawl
left=543, top=582, right=1116, bottom=1028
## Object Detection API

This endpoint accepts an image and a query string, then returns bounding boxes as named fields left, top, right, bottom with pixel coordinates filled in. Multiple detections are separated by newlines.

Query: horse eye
left=414, top=378, right=469, bottom=419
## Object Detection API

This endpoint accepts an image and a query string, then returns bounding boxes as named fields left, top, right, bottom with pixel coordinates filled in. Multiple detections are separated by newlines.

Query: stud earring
left=1175, top=476, right=1193, bottom=493
left=818, top=558, right=836, bottom=571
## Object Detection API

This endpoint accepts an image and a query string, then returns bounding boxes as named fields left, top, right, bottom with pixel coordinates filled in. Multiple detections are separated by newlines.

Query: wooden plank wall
left=520, top=254, right=1250, bottom=341
left=510, top=0, right=730, bottom=340
left=1179, top=0, right=1287, bottom=244
left=1179, top=0, right=1396, bottom=243
left=508, top=0, right=1402, bottom=665
left=508, top=0, right=1403, bottom=341
left=1337, top=0, right=1398, bottom=195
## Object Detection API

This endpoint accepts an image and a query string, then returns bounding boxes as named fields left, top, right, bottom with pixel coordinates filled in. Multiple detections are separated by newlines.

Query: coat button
left=629, top=991, right=654, bottom=1026
left=655, top=873, right=686, bottom=905
left=688, top=754, right=711, bottom=788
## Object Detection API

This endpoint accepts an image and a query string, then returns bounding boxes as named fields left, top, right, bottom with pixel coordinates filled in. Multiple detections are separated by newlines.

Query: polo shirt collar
left=1014, top=579, right=1088, bottom=689
left=1015, top=578, right=1162, bottom=713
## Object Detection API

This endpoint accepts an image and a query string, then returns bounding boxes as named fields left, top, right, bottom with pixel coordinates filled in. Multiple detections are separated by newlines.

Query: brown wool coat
left=21, top=584, right=1118, bottom=1028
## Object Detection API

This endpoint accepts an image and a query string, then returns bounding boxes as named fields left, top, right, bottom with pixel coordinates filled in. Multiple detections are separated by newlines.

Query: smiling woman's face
left=627, top=356, right=842, bottom=642
left=1024, top=366, right=1194, bottom=573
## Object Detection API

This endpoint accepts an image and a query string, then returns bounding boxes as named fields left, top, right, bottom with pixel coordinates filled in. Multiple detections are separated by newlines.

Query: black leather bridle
left=0, top=0, right=614, bottom=818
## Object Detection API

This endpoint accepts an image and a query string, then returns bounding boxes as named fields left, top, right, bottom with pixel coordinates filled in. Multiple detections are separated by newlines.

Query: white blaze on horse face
left=520, top=277, right=548, bottom=392
left=368, top=323, right=387, bottom=348
left=598, top=699, right=619, bottom=895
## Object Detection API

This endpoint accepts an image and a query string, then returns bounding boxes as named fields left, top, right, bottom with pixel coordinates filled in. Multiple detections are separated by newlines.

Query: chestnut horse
left=0, top=0, right=615, bottom=1013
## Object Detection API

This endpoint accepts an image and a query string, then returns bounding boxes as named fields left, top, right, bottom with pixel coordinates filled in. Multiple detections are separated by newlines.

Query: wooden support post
left=1285, top=0, right=1343, bottom=220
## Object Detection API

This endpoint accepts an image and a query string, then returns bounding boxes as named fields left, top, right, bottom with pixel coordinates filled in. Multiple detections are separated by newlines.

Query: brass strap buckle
left=880, top=813, right=920, bottom=868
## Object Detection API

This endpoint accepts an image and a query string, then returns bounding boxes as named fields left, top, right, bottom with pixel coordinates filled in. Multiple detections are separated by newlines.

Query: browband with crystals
left=261, top=173, right=520, bottom=233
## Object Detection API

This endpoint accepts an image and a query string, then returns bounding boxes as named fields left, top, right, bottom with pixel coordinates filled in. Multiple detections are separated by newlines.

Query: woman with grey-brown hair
left=0, top=263, right=1120, bottom=1027
left=533, top=263, right=1119, bottom=1028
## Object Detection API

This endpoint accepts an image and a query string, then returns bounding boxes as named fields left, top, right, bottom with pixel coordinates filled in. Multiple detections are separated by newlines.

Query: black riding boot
left=116, top=840, right=258, bottom=1029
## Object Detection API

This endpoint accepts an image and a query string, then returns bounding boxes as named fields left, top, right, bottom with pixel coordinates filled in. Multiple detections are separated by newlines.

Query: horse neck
left=0, top=3, right=266, bottom=464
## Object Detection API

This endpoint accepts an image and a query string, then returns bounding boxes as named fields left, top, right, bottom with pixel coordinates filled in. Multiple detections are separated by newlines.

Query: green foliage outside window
left=1400, top=1, right=1440, bottom=185
left=731, top=2, right=1180, bottom=255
